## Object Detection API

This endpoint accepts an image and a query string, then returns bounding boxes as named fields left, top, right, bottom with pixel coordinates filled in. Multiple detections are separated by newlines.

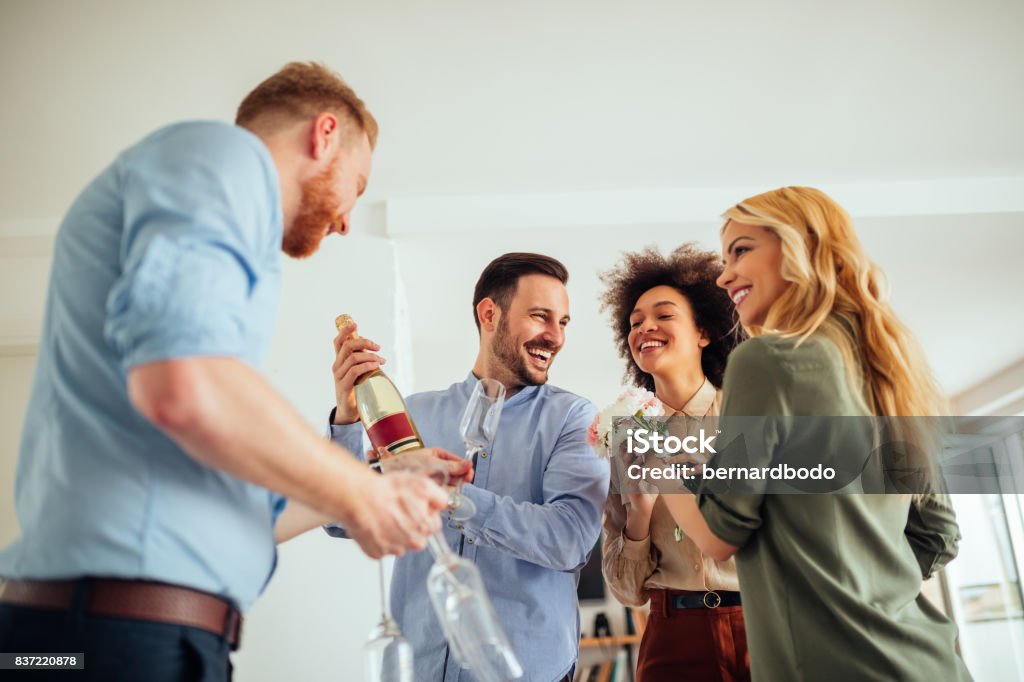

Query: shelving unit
left=576, top=608, right=646, bottom=682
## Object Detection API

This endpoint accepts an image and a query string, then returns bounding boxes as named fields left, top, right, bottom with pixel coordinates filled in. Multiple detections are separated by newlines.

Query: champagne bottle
left=335, top=314, right=425, bottom=458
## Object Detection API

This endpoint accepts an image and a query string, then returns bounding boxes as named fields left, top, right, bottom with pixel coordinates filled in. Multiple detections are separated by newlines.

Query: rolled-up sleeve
left=103, top=135, right=272, bottom=370
left=905, top=493, right=961, bottom=579
left=697, top=493, right=766, bottom=549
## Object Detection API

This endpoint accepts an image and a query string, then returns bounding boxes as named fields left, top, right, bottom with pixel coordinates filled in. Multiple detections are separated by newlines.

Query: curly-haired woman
left=599, top=244, right=748, bottom=682
left=662, top=187, right=972, bottom=680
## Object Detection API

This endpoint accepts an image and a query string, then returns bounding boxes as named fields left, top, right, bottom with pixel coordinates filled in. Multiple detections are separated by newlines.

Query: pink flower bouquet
left=587, top=387, right=666, bottom=459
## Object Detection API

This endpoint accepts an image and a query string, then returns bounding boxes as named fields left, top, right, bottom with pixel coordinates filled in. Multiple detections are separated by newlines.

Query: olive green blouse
left=698, top=333, right=972, bottom=681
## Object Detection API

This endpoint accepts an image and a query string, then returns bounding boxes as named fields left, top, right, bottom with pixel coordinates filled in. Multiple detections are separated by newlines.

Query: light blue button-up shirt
left=329, top=373, right=609, bottom=682
left=0, top=121, right=285, bottom=611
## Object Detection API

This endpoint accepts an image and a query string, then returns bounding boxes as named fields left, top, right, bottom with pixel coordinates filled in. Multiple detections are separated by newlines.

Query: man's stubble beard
left=490, top=315, right=548, bottom=387
left=282, top=160, right=338, bottom=258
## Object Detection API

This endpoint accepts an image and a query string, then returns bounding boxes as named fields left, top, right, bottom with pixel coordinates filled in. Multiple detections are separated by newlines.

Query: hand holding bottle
left=332, top=314, right=466, bottom=556
left=332, top=320, right=386, bottom=425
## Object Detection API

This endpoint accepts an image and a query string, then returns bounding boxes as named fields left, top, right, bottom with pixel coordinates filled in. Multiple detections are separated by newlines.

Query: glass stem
left=378, top=560, right=389, bottom=620
left=427, top=532, right=453, bottom=560
left=453, top=446, right=478, bottom=499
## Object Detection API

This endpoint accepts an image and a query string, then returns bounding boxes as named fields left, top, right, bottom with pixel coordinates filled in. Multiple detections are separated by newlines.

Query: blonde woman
left=599, top=245, right=748, bottom=681
left=662, top=187, right=971, bottom=680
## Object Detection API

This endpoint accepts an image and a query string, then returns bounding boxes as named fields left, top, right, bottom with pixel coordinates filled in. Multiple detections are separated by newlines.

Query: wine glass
left=448, top=378, right=506, bottom=522
left=426, top=533, right=524, bottom=681
left=364, top=556, right=413, bottom=682
left=364, top=454, right=457, bottom=682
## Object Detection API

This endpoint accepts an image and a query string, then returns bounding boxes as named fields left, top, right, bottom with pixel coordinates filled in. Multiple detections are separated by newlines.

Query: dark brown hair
left=472, top=253, right=569, bottom=332
left=236, top=62, right=378, bottom=149
left=600, top=243, right=743, bottom=389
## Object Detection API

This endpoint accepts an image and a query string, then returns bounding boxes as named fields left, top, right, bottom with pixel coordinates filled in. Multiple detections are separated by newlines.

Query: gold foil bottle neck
left=336, top=314, right=379, bottom=384
left=335, top=314, right=360, bottom=339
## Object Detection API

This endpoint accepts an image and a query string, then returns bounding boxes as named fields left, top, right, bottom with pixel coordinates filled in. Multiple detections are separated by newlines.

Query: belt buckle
left=702, top=591, right=721, bottom=609
left=225, top=608, right=243, bottom=650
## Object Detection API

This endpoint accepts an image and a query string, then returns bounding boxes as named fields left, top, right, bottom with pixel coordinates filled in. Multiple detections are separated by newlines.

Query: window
left=945, top=425, right=1024, bottom=680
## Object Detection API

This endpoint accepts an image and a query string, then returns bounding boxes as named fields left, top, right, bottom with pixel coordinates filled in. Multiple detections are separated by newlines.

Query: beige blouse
left=601, top=379, right=739, bottom=606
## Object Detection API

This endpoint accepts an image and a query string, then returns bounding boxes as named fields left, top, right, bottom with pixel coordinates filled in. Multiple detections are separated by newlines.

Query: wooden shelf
left=579, top=634, right=642, bottom=648
left=575, top=608, right=647, bottom=682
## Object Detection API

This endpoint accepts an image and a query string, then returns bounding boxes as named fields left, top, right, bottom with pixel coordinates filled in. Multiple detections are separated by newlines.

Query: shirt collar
left=462, top=371, right=539, bottom=406
left=674, top=377, right=717, bottom=417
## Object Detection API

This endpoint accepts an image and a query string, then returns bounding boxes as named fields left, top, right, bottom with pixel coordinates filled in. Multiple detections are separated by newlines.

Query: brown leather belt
left=0, top=578, right=242, bottom=648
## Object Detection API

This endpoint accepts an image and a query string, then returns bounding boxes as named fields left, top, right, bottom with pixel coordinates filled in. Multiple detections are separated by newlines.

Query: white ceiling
left=2, top=0, right=1022, bottom=212
left=1, top=0, right=1022, bottom=400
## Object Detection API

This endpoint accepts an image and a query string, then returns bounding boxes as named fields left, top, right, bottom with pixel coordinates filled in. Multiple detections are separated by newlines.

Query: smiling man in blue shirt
left=328, top=253, right=611, bottom=682
left=0, top=63, right=451, bottom=681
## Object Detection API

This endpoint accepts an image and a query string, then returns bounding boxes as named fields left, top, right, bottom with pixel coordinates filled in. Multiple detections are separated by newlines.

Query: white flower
left=588, top=387, right=665, bottom=458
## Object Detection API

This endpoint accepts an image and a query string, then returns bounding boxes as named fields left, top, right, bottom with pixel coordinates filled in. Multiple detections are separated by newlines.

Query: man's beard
left=282, top=162, right=338, bottom=258
left=491, top=316, right=552, bottom=387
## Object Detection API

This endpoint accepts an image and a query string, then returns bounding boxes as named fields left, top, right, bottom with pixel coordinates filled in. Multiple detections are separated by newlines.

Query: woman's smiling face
left=628, top=285, right=708, bottom=379
left=716, top=220, right=789, bottom=329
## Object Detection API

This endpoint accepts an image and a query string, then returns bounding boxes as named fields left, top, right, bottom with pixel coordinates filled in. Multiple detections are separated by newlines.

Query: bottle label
left=366, top=413, right=423, bottom=455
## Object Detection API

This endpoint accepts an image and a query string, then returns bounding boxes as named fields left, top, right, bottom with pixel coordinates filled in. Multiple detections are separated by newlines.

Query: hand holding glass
left=448, top=378, right=506, bottom=521
left=364, top=453, right=456, bottom=682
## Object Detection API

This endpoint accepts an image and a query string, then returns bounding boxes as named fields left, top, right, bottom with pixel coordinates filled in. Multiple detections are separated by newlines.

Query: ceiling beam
left=384, top=177, right=1024, bottom=236
left=952, top=357, right=1024, bottom=416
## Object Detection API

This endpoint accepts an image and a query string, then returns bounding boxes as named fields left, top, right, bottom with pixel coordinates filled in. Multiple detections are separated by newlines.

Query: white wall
left=0, top=233, right=51, bottom=549
left=396, top=214, right=1024, bottom=403
left=0, top=354, right=36, bottom=548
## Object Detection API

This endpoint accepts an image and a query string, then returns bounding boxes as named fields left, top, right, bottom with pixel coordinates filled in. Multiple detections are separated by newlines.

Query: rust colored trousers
left=636, top=590, right=750, bottom=682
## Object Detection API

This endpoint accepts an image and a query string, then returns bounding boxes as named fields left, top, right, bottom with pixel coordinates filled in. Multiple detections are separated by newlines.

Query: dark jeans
left=0, top=602, right=232, bottom=681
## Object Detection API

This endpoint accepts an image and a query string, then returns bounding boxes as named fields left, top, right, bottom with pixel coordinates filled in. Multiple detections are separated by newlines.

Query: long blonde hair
left=722, top=186, right=948, bottom=421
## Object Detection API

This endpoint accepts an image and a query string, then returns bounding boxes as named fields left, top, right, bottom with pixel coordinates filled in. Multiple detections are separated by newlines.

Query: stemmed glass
left=422, top=377, right=521, bottom=680
left=448, top=378, right=506, bottom=522
left=364, top=555, right=413, bottom=682
left=426, top=538, right=524, bottom=682
left=363, top=454, right=456, bottom=682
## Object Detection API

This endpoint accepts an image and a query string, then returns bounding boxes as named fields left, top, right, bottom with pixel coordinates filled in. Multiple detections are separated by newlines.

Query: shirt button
left=456, top=524, right=464, bottom=530
left=694, top=564, right=700, bottom=571
left=467, top=538, right=475, bottom=545
left=480, top=450, right=488, bottom=459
